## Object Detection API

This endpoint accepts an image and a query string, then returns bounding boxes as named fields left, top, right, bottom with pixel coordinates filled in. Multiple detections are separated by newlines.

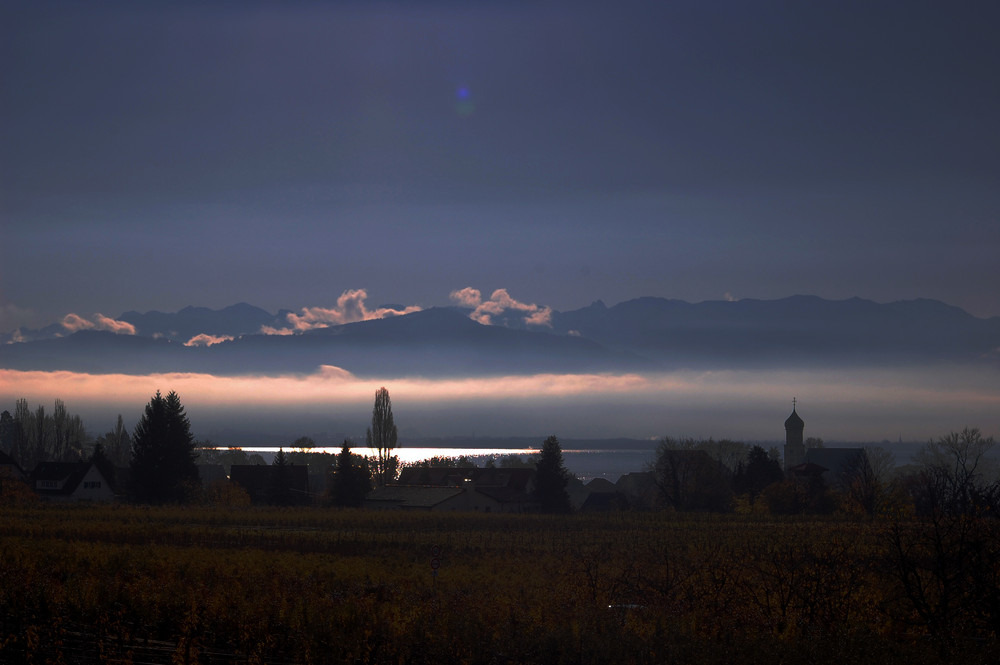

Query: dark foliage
left=129, top=390, right=199, bottom=503
left=88, top=443, right=117, bottom=494
left=327, top=441, right=371, bottom=507
left=651, top=438, right=733, bottom=511
left=0, top=410, right=15, bottom=455
left=733, top=444, right=783, bottom=500
left=759, top=477, right=836, bottom=515
left=533, top=435, right=571, bottom=513
left=268, top=448, right=292, bottom=505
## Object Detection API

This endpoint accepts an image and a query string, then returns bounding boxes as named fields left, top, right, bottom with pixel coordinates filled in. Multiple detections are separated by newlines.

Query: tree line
left=4, top=390, right=995, bottom=522
left=0, top=387, right=402, bottom=507
left=1, top=399, right=132, bottom=471
left=647, top=428, right=998, bottom=519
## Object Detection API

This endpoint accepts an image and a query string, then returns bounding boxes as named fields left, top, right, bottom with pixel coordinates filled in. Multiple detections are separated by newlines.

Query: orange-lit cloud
left=2, top=366, right=998, bottom=441
left=61, top=313, right=136, bottom=335
left=450, top=287, right=553, bottom=327
left=268, top=289, right=422, bottom=334
left=61, top=313, right=95, bottom=332
left=449, top=287, right=483, bottom=308
left=93, top=314, right=137, bottom=335
left=185, top=333, right=235, bottom=347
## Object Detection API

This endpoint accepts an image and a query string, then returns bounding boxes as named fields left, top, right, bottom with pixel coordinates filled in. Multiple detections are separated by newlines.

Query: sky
left=2, top=1, right=999, bottom=444
left=2, top=0, right=999, bottom=332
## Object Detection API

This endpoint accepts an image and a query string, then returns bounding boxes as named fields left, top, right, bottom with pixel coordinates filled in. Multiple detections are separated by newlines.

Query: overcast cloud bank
left=2, top=365, right=997, bottom=444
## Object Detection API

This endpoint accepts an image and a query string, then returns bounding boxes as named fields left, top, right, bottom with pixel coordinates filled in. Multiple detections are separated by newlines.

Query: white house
left=30, top=461, right=116, bottom=502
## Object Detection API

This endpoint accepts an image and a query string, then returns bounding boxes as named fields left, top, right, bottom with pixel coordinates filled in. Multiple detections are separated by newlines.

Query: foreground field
left=0, top=505, right=996, bottom=664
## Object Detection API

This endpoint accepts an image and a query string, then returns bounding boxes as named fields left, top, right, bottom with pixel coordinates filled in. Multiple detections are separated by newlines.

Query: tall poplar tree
left=366, top=387, right=398, bottom=486
left=130, top=390, right=199, bottom=503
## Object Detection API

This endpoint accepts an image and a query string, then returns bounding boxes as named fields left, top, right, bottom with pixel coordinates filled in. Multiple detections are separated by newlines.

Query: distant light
left=456, top=86, right=470, bottom=99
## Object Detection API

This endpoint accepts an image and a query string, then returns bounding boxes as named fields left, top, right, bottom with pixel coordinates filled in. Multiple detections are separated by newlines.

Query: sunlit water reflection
left=206, top=446, right=658, bottom=482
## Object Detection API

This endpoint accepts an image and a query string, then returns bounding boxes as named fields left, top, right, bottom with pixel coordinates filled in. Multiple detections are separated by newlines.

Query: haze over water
left=5, top=363, right=996, bottom=450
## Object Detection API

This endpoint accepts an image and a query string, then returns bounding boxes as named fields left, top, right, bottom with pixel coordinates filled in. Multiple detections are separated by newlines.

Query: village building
left=796, top=448, right=868, bottom=490
left=197, top=463, right=228, bottom=487
left=364, top=466, right=537, bottom=512
left=229, top=464, right=310, bottom=504
left=783, top=400, right=866, bottom=487
left=29, top=460, right=115, bottom=502
left=0, top=450, right=25, bottom=481
left=783, top=400, right=806, bottom=471
left=614, top=471, right=659, bottom=509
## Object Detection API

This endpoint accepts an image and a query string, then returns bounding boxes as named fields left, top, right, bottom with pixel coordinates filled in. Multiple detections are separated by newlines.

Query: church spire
left=783, top=399, right=805, bottom=471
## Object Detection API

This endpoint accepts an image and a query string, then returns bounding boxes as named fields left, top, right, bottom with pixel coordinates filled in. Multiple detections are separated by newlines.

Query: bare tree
left=94, top=414, right=131, bottom=467
left=843, top=446, right=896, bottom=515
left=888, top=430, right=1000, bottom=652
left=914, top=427, right=996, bottom=515
left=109, top=414, right=131, bottom=467
left=49, top=399, right=87, bottom=462
left=52, top=399, right=68, bottom=461
left=698, top=438, right=749, bottom=472
left=366, top=387, right=398, bottom=486
left=651, top=437, right=733, bottom=512
left=9, top=399, right=30, bottom=466
left=31, top=404, right=49, bottom=468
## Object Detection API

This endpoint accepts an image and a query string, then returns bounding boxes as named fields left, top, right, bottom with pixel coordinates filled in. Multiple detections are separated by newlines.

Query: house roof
left=365, top=485, right=465, bottom=508
left=396, top=466, right=475, bottom=486
left=0, top=450, right=24, bottom=476
left=788, top=461, right=828, bottom=476
left=395, top=466, right=535, bottom=491
left=580, top=491, right=626, bottom=512
left=230, top=464, right=309, bottom=495
left=804, top=448, right=865, bottom=476
left=474, top=485, right=534, bottom=504
left=474, top=467, right=534, bottom=491
left=31, top=461, right=85, bottom=483
left=197, top=464, right=227, bottom=485
left=585, top=477, right=617, bottom=492
left=29, top=461, right=101, bottom=496
left=616, top=471, right=655, bottom=490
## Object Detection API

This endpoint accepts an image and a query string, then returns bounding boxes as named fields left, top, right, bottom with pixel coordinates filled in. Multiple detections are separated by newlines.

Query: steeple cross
left=792, top=397, right=797, bottom=409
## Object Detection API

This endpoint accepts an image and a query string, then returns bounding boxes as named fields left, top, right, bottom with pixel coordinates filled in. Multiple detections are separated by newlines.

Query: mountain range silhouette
left=2, top=296, right=997, bottom=376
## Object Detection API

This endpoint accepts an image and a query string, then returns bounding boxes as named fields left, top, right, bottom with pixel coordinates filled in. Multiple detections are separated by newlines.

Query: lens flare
left=455, top=86, right=475, bottom=116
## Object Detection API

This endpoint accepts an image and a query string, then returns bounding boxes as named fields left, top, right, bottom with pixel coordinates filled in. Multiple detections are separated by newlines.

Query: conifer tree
left=269, top=447, right=292, bottom=505
left=734, top=445, right=784, bottom=500
left=534, top=435, right=572, bottom=513
left=328, top=441, right=371, bottom=507
left=130, top=390, right=199, bottom=503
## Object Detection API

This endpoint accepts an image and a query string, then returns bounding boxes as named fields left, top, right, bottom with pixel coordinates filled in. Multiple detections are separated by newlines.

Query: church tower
left=783, top=398, right=805, bottom=472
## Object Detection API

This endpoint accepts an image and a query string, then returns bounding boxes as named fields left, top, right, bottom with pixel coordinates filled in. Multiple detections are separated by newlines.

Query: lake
left=212, top=446, right=659, bottom=483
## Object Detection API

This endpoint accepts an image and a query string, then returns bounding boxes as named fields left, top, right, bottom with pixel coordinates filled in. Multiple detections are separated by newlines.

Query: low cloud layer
left=61, top=313, right=136, bottom=335
left=3, top=366, right=997, bottom=443
left=450, top=288, right=552, bottom=327
left=263, top=289, right=422, bottom=334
